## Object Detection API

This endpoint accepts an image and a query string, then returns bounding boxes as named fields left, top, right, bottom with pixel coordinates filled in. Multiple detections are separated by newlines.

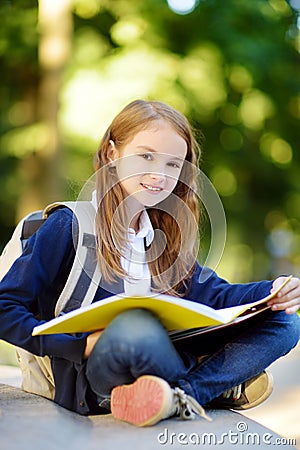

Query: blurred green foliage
left=0, top=0, right=299, bottom=282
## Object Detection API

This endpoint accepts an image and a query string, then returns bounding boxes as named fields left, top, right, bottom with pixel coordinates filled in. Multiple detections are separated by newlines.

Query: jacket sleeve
left=187, top=263, right=274, bottom=309
left=0, top=208, right=87, bottom=363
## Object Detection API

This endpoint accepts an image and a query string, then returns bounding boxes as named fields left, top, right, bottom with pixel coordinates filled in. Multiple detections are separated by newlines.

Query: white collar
left=128, top=209, right=154, bottom=247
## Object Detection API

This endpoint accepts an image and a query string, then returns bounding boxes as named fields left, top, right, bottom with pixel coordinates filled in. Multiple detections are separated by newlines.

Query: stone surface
left=0, top=384, right=297, bottom=450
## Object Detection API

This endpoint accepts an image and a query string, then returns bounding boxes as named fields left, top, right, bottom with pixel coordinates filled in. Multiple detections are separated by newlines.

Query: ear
left=107, top=140, right=118, bottom=163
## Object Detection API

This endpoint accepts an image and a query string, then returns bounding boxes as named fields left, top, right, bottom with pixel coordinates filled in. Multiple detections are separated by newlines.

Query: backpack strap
left=22, top=212, right=45, bottom=242
left=0, top=211, right=44, bottom=282
left=43, top=201, right=102, bottom=317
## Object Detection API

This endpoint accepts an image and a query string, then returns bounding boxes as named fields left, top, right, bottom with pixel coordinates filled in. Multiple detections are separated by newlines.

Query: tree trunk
left=17, top=0, right=73, bottom=219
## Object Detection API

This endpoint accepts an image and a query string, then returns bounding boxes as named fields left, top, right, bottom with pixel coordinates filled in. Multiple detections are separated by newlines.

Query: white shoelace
left=173, top=387, right=212, bottom=422
left=222, top=384, right=242, bottom=400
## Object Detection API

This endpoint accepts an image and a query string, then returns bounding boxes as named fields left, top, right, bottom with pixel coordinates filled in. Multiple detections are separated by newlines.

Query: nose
left=148, top=171, right=165, bottom=183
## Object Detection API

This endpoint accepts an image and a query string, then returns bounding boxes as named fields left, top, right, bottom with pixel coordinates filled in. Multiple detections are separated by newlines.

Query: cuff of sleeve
left=39, top=333, right=87, bottom=364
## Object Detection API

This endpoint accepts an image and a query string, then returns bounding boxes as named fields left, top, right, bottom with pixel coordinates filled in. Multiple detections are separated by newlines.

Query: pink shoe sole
left=111, top=375, right=172, bottom=427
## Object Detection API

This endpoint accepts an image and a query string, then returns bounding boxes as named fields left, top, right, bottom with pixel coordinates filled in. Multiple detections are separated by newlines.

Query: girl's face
left=108, top=120, right=187, bottom=208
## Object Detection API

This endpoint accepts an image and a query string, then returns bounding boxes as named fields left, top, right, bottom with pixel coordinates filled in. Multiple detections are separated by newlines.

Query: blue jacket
left=0, top=207, right=274, bottom=414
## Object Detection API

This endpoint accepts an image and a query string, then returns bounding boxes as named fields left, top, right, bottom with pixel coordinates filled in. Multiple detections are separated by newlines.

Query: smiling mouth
left=141, top=183, right=163, bottom=192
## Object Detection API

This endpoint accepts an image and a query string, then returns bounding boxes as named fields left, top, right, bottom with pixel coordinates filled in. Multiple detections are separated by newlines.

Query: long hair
left=94, top=100, right=201, bottom=296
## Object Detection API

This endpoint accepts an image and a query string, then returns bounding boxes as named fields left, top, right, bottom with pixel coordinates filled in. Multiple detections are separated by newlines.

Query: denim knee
left=268, top=310, right=300, bottom=354
left=98, top=308, right=168, bottom=352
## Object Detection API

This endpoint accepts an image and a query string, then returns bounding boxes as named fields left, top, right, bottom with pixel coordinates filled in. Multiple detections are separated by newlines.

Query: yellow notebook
left=32, top=276, right=291, bottom=336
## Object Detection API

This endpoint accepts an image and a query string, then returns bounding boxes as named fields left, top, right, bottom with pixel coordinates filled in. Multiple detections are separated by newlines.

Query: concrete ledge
left=0, top=384, right=297, bottom=450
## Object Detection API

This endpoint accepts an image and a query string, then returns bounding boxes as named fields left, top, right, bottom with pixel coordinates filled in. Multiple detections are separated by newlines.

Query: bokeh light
left=167, top=0, right=198, bottom=15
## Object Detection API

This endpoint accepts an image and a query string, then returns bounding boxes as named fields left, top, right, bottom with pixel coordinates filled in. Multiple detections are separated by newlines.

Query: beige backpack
left=0, top=201, right=102, bottom=399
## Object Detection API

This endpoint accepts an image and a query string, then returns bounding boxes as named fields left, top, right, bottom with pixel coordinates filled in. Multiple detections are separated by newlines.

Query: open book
left=32, top=276, right=291, bottom=337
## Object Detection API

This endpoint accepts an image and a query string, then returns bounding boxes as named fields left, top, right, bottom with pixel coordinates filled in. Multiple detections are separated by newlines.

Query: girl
left=0, top=100, right=299, bottom=427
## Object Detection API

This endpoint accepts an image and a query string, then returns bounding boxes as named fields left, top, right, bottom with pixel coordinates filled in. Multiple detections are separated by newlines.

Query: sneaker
left=111, top=375, right=211, bottom=427
left=210, top=371, right=274, bottom=410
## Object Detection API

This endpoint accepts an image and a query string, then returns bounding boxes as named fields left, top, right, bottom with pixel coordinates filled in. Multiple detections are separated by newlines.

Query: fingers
left=270, top=275, right=293, bottom=296
left=285, top=305, right=300, bottom=315
left=268, top=276, right=300, bottom=313
left=270, top=298, right=300, bottom=312
left=84, top=329, right=104, bottom=359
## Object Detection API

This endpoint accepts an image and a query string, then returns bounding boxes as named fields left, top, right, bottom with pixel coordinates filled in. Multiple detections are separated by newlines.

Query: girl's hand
left=268, top=276, right=300, bottom=314
left=83, top=330, right=104, bottom=359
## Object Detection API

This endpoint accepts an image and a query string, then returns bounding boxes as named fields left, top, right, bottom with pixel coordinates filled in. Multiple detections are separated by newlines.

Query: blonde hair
left=94, top=100, right=201, bottom=296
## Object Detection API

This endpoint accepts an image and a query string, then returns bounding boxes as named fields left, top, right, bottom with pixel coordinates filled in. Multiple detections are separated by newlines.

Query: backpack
left=0, top=201, right=102, bottom=399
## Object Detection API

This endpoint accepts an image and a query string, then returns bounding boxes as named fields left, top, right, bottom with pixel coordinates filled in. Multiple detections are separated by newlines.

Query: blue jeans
left=86, top=308, right=300, bottom=408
